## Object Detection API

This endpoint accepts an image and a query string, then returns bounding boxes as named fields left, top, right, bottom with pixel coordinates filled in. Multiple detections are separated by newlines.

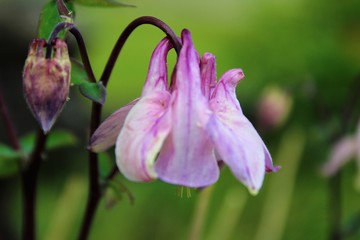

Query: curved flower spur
left=90, top=29, right=279, bottom=194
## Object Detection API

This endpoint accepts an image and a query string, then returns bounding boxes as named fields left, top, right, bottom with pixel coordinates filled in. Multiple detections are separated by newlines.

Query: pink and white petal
left=116, top=91, right=172, bottom=182
left=207, top=112, right=266, bottom=194
left=264, top=144, right=281, bottom=173
left=155, top=92, right=219, bottom=187
left=200, top=53, right=217, bottom=99
left=89, top=98, right=139, bottom=152
left=155, top=127, right=219, bottom=187
left=142, top=38, right=172, bottom=96
left=154, top=30, right=219, bottom=187
left=321, top=136, right=357, bottom=177
left=210, top=69, right=245, bottom=112
left=209, top=68, right=277, bottom=193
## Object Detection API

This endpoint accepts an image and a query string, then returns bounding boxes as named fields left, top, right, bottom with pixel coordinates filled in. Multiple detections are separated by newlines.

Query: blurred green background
left=1, top=0, right=360, bottom=239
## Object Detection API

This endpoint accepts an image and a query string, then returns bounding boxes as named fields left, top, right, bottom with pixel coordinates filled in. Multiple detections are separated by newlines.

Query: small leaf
left=73, top=0, right=135, bottom=7
left=20, top=133, right=36, bottom=155
left=0, top=144, right=21, bottom=178
left=71, top=59, right=107, bottom=104
left=38, top=0, right=75, bottom=40
left=104, top=179, right=134, bottom=208
left=0, top=157, right=19, bottom=178
left=47, top=130, right=77, bottom=149
left=71, top=59, right=90, bottom=85
left=79, top=82, right=107, bottom=105
left=20, top=130, right=77, bottom=155
left=98, top=152, right=114, bottom=179
left=0, top=144, right=22, bottom=159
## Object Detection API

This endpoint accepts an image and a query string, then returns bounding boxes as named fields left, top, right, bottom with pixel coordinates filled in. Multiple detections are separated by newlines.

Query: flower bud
left=23, top=38, right=71, bottom=133
left=256, top=86, right=292, bottom=131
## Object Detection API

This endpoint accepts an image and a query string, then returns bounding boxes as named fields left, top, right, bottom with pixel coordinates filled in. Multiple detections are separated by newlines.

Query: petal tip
left=266, top=165, right=281, bottom=173
left=87, top=145, right=95, bottom=152
left=248, top=187, right=259, bottom=196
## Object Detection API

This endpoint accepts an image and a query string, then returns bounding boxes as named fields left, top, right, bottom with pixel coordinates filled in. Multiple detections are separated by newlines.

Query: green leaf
left=20, top=133, right=36, bottom=155
left=79, top=82, right=107, bottom=105
left=98, top=152, right=114, bottom=179
left=0, top=144, right=21, bottom=178
left=0, top=130, right=77, bottom=177
left=20, top=130, right=77, bottom=155
left=0, top=144, right=21, bottom=159
left=71, top=59, right=107, bottom=104
left=72, top=0, right=135, bottom=7
left=105, top=179, right=134, bottom=208
left=38, top=0, right=75, bottom=40
left=71, top=59, right=90, bottom=85
left=0, top=157, right=19, bottom=178
left=47, top=130, right=77, bottom=149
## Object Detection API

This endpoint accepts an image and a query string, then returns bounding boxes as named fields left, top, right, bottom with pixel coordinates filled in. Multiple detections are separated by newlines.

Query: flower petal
left=115, top=38, right=174, bottom=182
left=264, top=144, right=281, bottom=173
left=89, top=98, right=139, bottom=152
left=207, top=113, right=266, bottom=194
left=116, top=91, right=172, bottom=181
left=155, top=29, right=219, bottom=187
left=208, top=69, right=274, bottom=194
left=142, top=38, right=172, bottom=96
left=200, top=53, right=217, bottom=99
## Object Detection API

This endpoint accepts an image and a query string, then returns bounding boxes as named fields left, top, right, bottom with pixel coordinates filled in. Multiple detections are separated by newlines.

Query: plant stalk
left=21, top=130, right=48, bottom=240
left=77, top=16, right=182, bottom=239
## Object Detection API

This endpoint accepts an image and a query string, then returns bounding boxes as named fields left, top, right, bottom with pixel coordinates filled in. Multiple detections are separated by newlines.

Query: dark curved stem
left=105, top=165, right=119, bottom=182
left=329, top=172, right=342, bottom=240
left=78, top=16, right=181, bottom=240
left=78, top=102, right=102, bottom=240
left=21, top=130, right=48, bottom=240
left=46, top=22, right=73, bottom=59
left=328, top=75, right=360, bottom=240
left=1, top=89, right=49, bottom=240
left=0, top=91, right=20, bottom=150
left=45, top=23, right=97, bottom=84
left=100, top=16, right=182, bottom=87
left=69, top=27, right=97, bottom=83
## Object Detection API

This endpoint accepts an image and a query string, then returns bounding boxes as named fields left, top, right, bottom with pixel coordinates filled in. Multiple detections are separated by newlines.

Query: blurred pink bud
left=321, top=136, right=357, bottom=177
left=256, top=86, right=292, bottom=130
left=23, top=38, right=71, bottom=133
left=322, top=120, right=360, bottom=191
left=355, top=120, right=360, bottom=190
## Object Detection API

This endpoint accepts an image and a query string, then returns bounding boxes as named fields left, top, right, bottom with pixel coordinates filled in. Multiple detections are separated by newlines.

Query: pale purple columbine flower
left=90, top=29, right=279, bottom=194
left=23, top=38, right=71, bottom=133
left=322, top=120, right=360, bottom=190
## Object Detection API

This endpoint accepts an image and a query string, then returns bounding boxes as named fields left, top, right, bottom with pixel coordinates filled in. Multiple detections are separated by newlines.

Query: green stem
left=0, top=90, right=20, bottom=150
left=100, top=16, right=181, bottom=87
left=77, top=16, right=182, bottom=239
left=188, top=186, right=214, bottom=240
left=21, top=130, right=48, bottom=240
left=78, top=103, right=102, bottom=240
left=329, top=172, right=342, bottom=240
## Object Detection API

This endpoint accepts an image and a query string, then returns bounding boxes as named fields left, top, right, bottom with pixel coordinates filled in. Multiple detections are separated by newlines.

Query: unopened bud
left=256, top=86, right=292, bottom=131
left=23, top=38, right=71, bottom=133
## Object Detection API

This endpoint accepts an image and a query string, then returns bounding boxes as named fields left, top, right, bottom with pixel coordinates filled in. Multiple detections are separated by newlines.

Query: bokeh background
left=1, top=0, right=360, bottom=239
